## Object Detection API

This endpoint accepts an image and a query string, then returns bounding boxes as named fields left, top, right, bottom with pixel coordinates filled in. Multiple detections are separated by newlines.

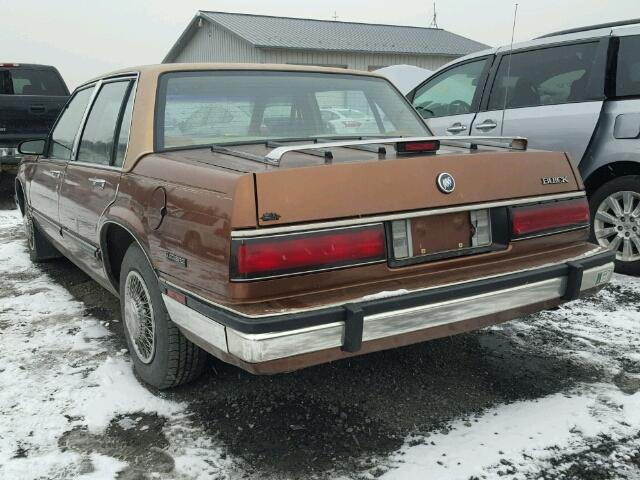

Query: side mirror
left=18, top=139, right=46, bottom=156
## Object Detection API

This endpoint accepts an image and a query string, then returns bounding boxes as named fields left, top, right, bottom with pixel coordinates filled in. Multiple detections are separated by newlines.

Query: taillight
left=511, top=197, right=590, bottom=237
left=231, top=225, right=386, bottom=280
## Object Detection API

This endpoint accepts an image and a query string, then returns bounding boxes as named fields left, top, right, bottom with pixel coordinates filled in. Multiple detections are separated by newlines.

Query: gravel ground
left=1, top=179, right=640, bottom=480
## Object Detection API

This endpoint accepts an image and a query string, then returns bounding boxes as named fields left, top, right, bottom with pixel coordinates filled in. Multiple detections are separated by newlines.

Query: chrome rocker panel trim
left=161, top=249, right=615, bottom=365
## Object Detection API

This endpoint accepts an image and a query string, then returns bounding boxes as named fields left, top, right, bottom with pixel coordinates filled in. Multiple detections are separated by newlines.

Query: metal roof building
left=163, top=11, right=489, bottom=71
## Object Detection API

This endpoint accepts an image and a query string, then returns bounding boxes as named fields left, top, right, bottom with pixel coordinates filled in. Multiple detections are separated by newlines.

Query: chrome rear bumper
left=161, top=249, right=615, bottom=365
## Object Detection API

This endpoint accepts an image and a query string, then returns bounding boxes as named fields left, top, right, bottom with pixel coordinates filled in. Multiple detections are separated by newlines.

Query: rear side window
left=487, top=42, right=601, bottom=110
left=113, top=85, right=135, bottom=167
left=616, top=36, right=640, bottom=98
left=0, top=68, right=67, bottom=96
left=78, top=81, right=132, bottom=166
left=412, top=59, right=487, bottom=118
left=50, top=87, right=94, bottom=160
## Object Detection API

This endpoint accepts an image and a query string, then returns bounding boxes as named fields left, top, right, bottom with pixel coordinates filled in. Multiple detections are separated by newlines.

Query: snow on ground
left=2, top=202, right=640, bottom=480
left=0, top=210, right=230, bottom=480
left=375, top=275, right=640, bottom=479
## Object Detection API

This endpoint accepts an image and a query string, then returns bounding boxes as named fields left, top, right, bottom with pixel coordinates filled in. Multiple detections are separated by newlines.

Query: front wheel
left=119, top=243, right=208, bottom=389
left=590, top=175, right=640, bottom=275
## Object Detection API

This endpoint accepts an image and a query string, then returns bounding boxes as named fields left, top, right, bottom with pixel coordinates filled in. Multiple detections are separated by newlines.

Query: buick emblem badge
left=436, top=172, right=455, bottom=194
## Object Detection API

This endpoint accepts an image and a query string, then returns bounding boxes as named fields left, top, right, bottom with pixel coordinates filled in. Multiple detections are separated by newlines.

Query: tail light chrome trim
left=230, top=223, right=386, bottom=281
left=510, top=197, right=590, bottom=240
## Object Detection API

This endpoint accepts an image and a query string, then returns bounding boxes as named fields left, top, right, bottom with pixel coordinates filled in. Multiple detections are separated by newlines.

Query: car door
left=409, top=57, right=492, bottom=136
left=471, top=40, right=607, bottom=164
left=58, top=77, right=136, bottom=275
left=28, top=86, right=94, bottom=240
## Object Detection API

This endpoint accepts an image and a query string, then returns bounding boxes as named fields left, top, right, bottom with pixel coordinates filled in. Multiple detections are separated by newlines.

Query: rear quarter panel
left=105, top=154, right=256, bottom=299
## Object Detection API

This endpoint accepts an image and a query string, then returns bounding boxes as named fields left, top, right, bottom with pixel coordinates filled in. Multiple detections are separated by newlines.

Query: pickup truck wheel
left=119, top=243, right=208, bottom=389
left=590, top=175, right=640, bottom=275
left=23, top=209, right=61, bottom=262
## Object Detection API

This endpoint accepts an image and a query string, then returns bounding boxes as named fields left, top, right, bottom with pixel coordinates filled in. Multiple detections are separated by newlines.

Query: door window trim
left=408, top=55, right=494, bottom=117
left=479, top=38, right=609, bottom=112
left=71, top=73, right=139, bottom=171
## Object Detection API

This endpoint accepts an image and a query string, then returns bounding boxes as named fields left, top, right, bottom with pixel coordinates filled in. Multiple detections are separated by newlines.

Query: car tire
left=119, top=242, right=208, bottom=389
left=589, top=175, right=640, bottom=276
left=23, top=208, right=61, bottom=262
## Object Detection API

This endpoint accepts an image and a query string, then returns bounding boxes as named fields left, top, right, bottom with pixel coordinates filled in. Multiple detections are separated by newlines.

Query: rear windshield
left=0, top=68, right=67, bottom=96
left=156, top=71, right=430, bottom=149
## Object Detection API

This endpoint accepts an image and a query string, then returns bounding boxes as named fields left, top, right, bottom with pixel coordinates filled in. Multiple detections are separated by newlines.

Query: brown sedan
left=15, top=64, right=615, bottom=389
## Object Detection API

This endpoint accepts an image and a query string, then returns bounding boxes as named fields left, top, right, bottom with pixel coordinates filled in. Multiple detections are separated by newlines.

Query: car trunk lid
left=253, top=149, right=579, bottom=226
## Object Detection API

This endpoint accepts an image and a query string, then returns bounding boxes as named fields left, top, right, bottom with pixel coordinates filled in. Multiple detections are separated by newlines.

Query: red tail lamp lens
left=511, top=197, right=590, bottom=237
left=232, top=225, right=386, bottom=279
left=396, top=140, right=440, bottom=154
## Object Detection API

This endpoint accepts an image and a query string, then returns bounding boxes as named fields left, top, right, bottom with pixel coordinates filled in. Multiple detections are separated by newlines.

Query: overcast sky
left=3, top=0, right=638, bottom=89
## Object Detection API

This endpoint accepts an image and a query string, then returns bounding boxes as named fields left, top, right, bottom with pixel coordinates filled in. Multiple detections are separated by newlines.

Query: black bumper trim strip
left=159, top=250, right=615, bottom=336
left=563, top=261, right=584, bottom=301
left=341, top=304, right=364, bottom=353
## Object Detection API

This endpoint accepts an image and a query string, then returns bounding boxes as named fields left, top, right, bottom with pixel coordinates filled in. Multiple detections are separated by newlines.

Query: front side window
left=412, top=59, right=487, bottom=118
left=157, top=71, right=430, bottom=149
left=50, top=87, right=94, bottom=160
left=616, top=36, right=640, bottom=98
left=487, top=42, right=601, bottom=110
left=77, top=81, right=131, bottom=165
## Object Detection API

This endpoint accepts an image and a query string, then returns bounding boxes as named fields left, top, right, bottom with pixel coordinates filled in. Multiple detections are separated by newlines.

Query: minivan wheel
left=119, top=243, right=208, bottom=389
left=589, top=175, right=640, bottom=275
left=23, top=208, right=61, bottom=262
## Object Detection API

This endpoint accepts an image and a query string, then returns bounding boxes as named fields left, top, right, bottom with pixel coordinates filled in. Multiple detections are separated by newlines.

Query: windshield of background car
left=0, top=68, right=67, bottom=95
left=156, top=71, right=431, bottom=149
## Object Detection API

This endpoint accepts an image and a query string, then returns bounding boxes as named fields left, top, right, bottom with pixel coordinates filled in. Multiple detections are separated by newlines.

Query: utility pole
left=428, top=2, right=438, bottom=28
left=332, top=11, right=338, bottom=21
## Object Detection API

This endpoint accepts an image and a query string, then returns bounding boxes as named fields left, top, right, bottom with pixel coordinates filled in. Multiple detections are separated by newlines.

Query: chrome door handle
left=476, top=121, right=498, bottom=131
left=49, top=169, right=63, bottom=178
left=446, top=123, right=467, bottom=133
left=88, top=177, right=106, bottom=189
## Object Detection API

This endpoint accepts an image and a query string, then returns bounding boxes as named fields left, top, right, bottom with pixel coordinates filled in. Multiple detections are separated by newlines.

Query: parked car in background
left=0, top=63, right=68, bottom=175
left=15, top=64, right=613, bottom=390
left=375, top=65, right=432, bottom=95
left=320, top=107, right=379, bottom=135
left=408, top=19, right=640, bottom=274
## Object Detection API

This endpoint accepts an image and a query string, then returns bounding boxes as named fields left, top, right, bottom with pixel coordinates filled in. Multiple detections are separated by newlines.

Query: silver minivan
left=409, top=19, right=640, bottom=274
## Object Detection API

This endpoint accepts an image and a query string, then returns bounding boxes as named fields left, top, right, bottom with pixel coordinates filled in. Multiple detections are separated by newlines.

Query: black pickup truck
left=0, top=63, right=68, bottom=174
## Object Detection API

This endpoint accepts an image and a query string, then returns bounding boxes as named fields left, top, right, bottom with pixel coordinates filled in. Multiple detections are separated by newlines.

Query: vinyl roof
left=165, top=11, right=489, bottom=61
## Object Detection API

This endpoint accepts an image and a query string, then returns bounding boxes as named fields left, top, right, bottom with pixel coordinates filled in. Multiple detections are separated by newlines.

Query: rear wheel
left=119, top=243, right=208, bottom=389
left=590, top=175, right=640, bottom=275
left=23, top=208, right=61, bottom=262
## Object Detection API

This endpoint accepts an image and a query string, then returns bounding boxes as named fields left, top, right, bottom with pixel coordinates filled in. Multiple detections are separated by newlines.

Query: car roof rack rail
left=264, top=136, right=528, bottom=164
left=536, top=18, right=640, bottom=39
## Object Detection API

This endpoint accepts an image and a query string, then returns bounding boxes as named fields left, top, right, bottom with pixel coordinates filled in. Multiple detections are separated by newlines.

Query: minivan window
left=50, top=87, right=94, bottom=160
left=157, top=71, right=430, bottom=149
left=616, top=36, right=640, bottom=98
left=487, top=42, right=601, bottom=110
left=0, top=68, right=67, bottom=96
left=412, top=59, right=486, bottom=118
left=78, top=81, right=131, bottom=166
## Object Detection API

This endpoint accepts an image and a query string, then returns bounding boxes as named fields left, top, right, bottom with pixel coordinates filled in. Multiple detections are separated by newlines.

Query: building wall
left=260, top=49, right=452, bottom=71
left=173, top=21, right=262, bottom=63
left=171, top=21, right=455, bottom=71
